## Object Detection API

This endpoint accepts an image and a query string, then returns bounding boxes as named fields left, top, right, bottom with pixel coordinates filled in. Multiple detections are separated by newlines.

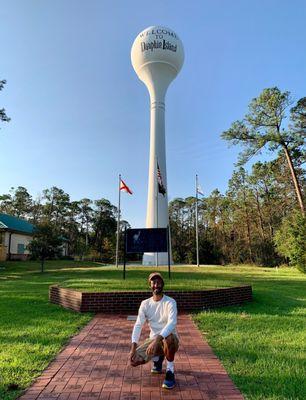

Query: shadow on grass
left=229, top=370, right=305, bottom=400
left=1, top=264, right=305, bottom=317
left=193, top=284, right=306, bottom=399
left=1, top=262, right=305, bottom=400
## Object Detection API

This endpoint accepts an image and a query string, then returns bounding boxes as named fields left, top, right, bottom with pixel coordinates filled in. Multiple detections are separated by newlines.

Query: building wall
left=4, top=232, right=32, bottom=255
left=0, top=245, right=6, bottom=261
left=1, top=231, right=69, bottom=259
left=0, top=232, right=7, bottom=261
left=61, top=242, right=69, bottom=257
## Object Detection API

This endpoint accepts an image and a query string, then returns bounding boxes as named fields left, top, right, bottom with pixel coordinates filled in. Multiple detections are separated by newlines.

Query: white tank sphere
left=131, top=26, right=184, bottom=89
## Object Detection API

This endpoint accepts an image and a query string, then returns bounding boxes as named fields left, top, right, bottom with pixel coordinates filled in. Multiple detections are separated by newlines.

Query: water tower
left=131, top=26, right=184, bottom=265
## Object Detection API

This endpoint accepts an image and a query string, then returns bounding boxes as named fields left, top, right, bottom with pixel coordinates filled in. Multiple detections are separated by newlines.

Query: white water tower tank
left=131, top=26, right=184, bottom=265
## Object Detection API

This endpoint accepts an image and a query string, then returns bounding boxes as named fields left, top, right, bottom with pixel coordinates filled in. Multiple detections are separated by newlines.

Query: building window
left=17, top=243, right=25, bottom=254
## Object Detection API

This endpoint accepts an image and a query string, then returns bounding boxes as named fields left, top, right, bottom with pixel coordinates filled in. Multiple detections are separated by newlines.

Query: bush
left=60, top=255, right=74, bottom=260
left=274, top=211, right=306, bottom=273
left=253, top=239, right=281, bottom=267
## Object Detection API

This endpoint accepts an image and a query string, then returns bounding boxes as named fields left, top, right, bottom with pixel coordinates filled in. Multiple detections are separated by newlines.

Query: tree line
left=1, top=153, right=303, bottom=270
left=1, top=86, right=305, bottom=270
left=170, top=87, right=305, bottom=271
left=169, top=155, right=305, bottom=268
left=0, top=186, right=129, bottom=263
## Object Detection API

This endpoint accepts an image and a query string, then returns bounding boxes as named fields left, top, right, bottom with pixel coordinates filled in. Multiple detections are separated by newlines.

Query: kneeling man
left=129, top=272, right=179, bottom=389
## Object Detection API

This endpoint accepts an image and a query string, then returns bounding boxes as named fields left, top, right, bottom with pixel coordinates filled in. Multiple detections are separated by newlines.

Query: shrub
left=274, top=211, right=306, bottom=273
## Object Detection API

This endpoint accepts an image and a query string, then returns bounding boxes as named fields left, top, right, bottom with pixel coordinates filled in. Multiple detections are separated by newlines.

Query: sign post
left=167, top=225, right=171, bottom=279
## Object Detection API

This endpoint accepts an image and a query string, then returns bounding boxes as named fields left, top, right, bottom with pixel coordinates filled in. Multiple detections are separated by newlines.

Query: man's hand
left=129, top=343, right=138, bottom=366
left=146, top=335, right=163, bottom=356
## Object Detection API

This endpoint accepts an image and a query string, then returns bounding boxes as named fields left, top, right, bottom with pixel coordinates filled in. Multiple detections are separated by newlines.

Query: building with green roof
left=0, top=213, right=35, bottom=261
left=0, top=213, right=69, bottom=261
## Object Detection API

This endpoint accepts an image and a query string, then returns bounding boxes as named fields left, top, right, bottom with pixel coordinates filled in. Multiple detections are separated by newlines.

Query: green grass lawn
left=0, top=261, right=305, bottom=400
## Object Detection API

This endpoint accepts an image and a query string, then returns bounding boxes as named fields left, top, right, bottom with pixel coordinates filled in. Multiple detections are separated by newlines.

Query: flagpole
left=156, top=158, right=159, bottom=267
left=115, top=174, right=121, bottom=268
left=195, top=174, right=199, bottom=267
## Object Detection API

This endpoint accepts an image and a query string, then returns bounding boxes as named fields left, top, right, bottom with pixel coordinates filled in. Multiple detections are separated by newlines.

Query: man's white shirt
left=131, top=295, right=178, bottom=344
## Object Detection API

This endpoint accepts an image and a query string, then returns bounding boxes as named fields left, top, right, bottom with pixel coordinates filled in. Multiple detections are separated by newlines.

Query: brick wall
left=49, top=285, right=252, bottom=313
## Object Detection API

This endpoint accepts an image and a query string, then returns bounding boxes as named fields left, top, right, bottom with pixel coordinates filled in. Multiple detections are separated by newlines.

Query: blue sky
left=1, top=0, right=306, bottom=227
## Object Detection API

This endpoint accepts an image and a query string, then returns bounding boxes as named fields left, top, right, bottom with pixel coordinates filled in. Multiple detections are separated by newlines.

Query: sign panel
left=126, top=228, right=168, bottom=253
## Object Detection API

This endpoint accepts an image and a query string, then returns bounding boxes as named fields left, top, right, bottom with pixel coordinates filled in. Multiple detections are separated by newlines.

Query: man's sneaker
left=162, top=370, right=175, bottom=389
left=151, top=356, right=164, bottom=374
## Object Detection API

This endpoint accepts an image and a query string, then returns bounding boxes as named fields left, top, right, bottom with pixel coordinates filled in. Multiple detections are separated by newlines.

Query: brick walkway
left=19, top=314, right=244, bottom=400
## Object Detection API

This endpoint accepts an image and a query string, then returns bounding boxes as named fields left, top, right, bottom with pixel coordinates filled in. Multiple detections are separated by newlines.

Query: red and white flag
left=120, top=179, right=133, bottom=194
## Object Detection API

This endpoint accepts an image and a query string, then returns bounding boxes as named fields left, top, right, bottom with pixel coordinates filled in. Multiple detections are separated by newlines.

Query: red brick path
left=19, top=314, right=244, bottom=400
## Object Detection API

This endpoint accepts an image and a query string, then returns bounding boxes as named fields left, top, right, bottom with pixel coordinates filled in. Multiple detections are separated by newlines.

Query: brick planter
left=49, top=285, right=252, bottom=313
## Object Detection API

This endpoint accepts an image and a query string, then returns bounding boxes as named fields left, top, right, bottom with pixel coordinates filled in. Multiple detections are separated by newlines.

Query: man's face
left=150, top=277, right=164, bottom=295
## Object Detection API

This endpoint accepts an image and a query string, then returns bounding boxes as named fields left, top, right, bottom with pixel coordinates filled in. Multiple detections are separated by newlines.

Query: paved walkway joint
left=19, top=314, right=244, bottom=400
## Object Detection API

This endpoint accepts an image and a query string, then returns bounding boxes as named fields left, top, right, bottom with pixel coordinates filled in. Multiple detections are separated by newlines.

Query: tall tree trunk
left=282, top=144, right=305, bottom=215
left=255, top=190, right=265, bottom=240
left=263, top=182, right=274, bottom=238
left=86, top=221, right=89, bottom=248
left=243, top=191, right=253, bottom=261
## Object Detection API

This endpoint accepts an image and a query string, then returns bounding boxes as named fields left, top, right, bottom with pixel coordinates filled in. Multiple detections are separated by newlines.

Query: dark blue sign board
left=126, top=228, right=168, bottom=253
left=122, top=227, right=171, bottom=280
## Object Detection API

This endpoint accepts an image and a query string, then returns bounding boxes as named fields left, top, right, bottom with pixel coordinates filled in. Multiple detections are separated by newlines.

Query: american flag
left=197, top=184, right=204, bottom=196
left=157, top=162, right=166, bottom=196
